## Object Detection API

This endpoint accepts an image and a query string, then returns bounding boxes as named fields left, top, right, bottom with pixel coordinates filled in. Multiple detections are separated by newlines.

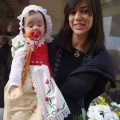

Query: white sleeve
left=9, top=34, right=28, bottom=86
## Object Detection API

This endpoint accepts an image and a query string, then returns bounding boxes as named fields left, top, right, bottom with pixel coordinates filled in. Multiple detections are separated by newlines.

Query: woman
left=48, top=0, right=116, bottom=119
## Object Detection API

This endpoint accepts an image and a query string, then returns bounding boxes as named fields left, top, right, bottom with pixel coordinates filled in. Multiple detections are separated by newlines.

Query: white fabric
left=9, top=51, right=26, bottom=86
left=8, top=34, right=70, bottom=120
left=9, top=33, right=52, bottom=86
left=17, top=5, right=52, bottom=36
left=9, top=35, right=28, bottom=86
left=4, top=71, right=44, bottom=120
left=30, top=65, right=70, bottom=120
left=9, top=34, right=49, bottom=86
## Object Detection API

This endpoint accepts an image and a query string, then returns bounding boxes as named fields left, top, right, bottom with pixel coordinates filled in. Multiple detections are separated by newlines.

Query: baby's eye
left=28, top=25, right=33, bottom=28
left=38, top=24, right=42, bottom=27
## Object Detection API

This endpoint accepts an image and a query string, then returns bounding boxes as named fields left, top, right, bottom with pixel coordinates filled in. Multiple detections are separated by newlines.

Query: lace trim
left=52, top=48, right=63, bottom=82
left=30, top=38, right=45, bottom=52
left=17, top=5, right=52, bottom=35
left=29, top=66, right=70, bottom=120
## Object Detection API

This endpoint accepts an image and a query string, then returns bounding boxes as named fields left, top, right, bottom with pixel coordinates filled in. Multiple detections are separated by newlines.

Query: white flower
left=117, top=104, right=120, bottom=108
left=111, top=102, right=118, bottom=107
left=87, top=105, right=119, bottom=120
left=104, top=111, right=119, bottom=120
left=87, top=105, right=103, bottom=120
left=86, top=93, right=120, bottom=120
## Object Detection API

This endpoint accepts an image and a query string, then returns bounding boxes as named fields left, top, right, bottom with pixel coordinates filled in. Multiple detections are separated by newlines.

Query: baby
left=4, top=5, right=70, bottom=120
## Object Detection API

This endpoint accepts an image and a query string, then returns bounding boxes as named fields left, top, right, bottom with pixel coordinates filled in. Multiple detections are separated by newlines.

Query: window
left=101, top=0, right=120, bottom=81
left=101, top=0, right=120, bottom=101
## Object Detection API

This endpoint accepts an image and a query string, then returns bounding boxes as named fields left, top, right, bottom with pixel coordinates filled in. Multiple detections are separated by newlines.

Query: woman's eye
left=81, top=9, right=89, bottom=14
left=70, top=11, right=76, bottom=15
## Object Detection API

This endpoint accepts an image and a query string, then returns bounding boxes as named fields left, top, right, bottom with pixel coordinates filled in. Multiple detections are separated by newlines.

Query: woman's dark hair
left=58, top=0, right=105, bottom=54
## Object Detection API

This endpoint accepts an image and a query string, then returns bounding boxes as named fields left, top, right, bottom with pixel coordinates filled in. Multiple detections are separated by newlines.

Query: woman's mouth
left=74, top=23, right=85, bottom=30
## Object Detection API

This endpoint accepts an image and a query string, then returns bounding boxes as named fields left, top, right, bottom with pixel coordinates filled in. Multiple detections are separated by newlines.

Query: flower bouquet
left=73, top=93, right=120, bottom=120
left=87, top=93, right=120, bottom=120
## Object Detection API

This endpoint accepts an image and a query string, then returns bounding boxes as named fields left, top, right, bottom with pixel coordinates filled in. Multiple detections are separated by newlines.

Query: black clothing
left=0, top=43, right=11, bottom=108
left=57, top=47, right=85, bottom=89
left=0, top=43, right=10, bottom=65
left=48, top=35, right=116, bottom=119
left=0, top=43, right=11, bottom=83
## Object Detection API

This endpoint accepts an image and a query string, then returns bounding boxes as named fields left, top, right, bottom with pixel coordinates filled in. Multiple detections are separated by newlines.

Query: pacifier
left=31, top=31, right=41, bottom=38
left=30, top=31, right=41, bottom=54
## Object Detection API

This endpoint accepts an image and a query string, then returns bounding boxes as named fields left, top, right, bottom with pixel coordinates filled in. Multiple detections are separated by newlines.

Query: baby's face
left=23, top=11, right=46, bottom=39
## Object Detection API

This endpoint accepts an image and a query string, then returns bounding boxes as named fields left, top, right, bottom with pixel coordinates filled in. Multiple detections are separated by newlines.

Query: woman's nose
left=75, top=12, right=82, bottom=20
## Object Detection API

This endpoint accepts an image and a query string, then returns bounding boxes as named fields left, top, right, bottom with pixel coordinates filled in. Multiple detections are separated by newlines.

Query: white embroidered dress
left=4, top=34, right=70, bottom=120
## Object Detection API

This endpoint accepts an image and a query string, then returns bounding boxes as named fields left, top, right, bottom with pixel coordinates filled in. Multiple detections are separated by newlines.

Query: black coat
left=48, top=35, right=116, bottom=119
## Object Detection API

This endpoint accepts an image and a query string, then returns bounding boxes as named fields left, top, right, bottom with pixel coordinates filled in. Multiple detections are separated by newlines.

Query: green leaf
left=72, top=114, right=85, bottom=120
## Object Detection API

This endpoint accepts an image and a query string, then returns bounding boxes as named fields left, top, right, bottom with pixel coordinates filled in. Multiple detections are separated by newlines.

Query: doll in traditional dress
left=4, top=5, right=70, bottom=120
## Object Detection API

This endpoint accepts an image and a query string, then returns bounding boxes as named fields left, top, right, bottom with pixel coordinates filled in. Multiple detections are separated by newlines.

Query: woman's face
left=24, top=11, right=45, bottom=39
left=69, top=0, right=93, bottom=37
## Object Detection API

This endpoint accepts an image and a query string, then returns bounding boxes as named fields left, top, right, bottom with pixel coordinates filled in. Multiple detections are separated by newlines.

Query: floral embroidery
left=33, top=105, right=37, bottom=110
left=13, top=40, right=26, bottom=51
left=45, top=79, right=49, bottom=84
left=45, top=79, right=51, bottom=94
left=45, top=97, right=49, bottom=102
left=45, top=79, right=66, bottom=115
left=57, top=108, right=60, bottom=112
left=13, top=94, right=16, bottom=97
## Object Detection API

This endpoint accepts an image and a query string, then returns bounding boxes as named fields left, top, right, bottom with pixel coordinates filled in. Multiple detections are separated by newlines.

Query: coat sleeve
left=61, top=72, right=99, bottom=100
left=84, top=75, right=108, bottom=110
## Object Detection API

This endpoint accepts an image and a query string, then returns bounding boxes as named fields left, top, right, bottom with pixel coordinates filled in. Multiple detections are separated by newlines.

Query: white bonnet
left=17, top=5, right=52, bottom=35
